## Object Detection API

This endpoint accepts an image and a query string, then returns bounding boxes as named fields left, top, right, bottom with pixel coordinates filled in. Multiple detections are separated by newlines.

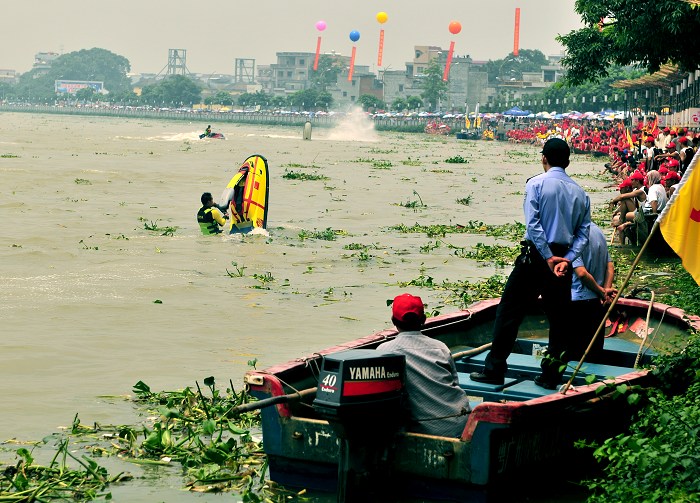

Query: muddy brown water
left=0, top=112, right=611, bottom=501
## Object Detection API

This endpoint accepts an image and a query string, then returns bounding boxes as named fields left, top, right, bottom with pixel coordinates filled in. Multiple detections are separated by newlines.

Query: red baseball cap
left=645, top=136, right=655, bottom=143
left=618, top=178, right=632, bottom=189
left=664, top=172, right=681, bottom=182
left=667, top=159, right=680, bottom=168
left=667, top=142, right=676, bottom=149
left=663, top=127, right=670, bottom=133
left=392, top=294, right=425, bottom=323
left=630, top=171, right=646, bottom=182
left=679, top=136, right=688, bottom=144
left=659, top=167, right=669, bottom=175
left=670, top=130, right=678, bottom=136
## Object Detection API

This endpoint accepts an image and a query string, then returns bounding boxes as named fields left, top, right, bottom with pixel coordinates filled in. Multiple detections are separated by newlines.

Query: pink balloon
left=315, top=20, right=327, bottom=32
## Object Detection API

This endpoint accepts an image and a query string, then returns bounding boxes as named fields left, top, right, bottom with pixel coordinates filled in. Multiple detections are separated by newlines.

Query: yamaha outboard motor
left=313, top=349, right=406, bottom=502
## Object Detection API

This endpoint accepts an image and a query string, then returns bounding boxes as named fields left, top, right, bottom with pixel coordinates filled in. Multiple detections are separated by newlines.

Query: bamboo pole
left=560, top=218, right=662, bottom=393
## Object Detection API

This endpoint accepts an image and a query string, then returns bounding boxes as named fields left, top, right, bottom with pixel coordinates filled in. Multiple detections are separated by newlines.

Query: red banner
left=442, top=41, right=455, bottom=82
left=377, top=29, right=385, bottom=66
left=514, top=8, right=520, bottom=56
left=348, top=46, right=357, bottom=81
left=313, top=36, right=322, bottom=71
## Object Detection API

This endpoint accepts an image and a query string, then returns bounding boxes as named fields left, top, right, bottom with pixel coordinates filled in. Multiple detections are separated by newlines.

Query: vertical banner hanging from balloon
left=376, top=12, right=388, bottom=66
left=443, top=21, right=461, bottom=82
left=313, top=21, right=327, bottom=71
left=348, top=30, right=360, bottom=81
left=513, top=8, right=520, bottom=57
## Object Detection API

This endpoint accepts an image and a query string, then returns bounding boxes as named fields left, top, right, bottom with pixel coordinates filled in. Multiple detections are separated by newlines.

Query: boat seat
left=456, top=373, right=520, bottom=393
left=563, top=361, right=635, bottom=380
left=461, top=351, right=542, bottom=374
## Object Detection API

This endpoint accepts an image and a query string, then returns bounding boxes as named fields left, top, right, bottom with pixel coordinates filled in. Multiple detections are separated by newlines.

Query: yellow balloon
left=376, top=11, right=388, bottom=24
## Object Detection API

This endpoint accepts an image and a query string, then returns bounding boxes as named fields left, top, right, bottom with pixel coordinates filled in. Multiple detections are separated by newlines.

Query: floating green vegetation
left=398, top=269, right=508, bottom=309
left=282, top=170, right=328, bottom=181
left=79, top=239, right=98, bottom=251
left=298, top=227, right=342, bottom=241
left=0, top=437, right=129, bottom=502
left=401, top=159, right=422, bottom=166
left=372, top=160, right=393, bottom=169
left=282, top=162, right=322, bottom=169
left=571, top=171, right=611, bottom=182
left=368, top=148, right=397, bottom=154
left=452, top=242, right=519, bottom=266
left=506, top=150, right=533, bottom=158
left=251, top=272, right=275, bottom=289
left=1, top=153, right=19, bottom=158
left=139, top=218, right=177, bottom=236
left=389, top=220, right=525, bottom=241
left=396, top=190, right=426, bottom=210
left=492, top=175, right=508, bottom=184
left=445, top=155, right=469, bottom=164
left=74, top=178, right=92, bottom=185
left=226, top=261, right=246, bottom=277
left=0, top=377, right=301, bottom=501
left=456, top=196, right=472, bottom=206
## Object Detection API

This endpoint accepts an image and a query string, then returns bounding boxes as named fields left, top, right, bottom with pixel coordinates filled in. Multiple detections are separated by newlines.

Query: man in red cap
left=654, top=142, right=680, bottom=167
left=662, top=172, right=681, bottom=197
left=611, top=178, right=636, bottom=244
left=376, top=293, right=471, bottom=437
left=610, top=171, right=648, bottom=244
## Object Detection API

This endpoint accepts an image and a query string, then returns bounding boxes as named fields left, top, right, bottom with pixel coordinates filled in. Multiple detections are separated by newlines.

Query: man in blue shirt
left=567, top=223, right=616, bottom=367
left=470, top=138, right=591, bottom=389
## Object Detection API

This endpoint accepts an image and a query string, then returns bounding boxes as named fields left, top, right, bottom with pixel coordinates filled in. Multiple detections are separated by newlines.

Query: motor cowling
left=313, top=349, right=406, bottom=438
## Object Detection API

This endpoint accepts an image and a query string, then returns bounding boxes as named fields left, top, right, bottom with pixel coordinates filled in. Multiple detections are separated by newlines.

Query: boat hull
left=244, top=298, right=699, bottom=497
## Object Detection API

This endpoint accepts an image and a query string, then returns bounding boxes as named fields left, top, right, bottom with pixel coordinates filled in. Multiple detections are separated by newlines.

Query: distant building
left=0, top=69, right=18, bottom=85
left=330, top=66, right=382, bottom=110
left=33, top=52, right=59, bottom=77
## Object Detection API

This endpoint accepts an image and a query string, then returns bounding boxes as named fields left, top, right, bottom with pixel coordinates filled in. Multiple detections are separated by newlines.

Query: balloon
left=315, top=20, right=327, bottom=32
left=448, top=21, right=462, bottom=35
left=376, top=12, right=388, bottom=24
left=349, top=30, right=360, bottom=42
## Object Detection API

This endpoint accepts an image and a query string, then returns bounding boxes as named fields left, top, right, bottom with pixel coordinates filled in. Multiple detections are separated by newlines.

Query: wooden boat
left=243, top=297, right=699, bottom=499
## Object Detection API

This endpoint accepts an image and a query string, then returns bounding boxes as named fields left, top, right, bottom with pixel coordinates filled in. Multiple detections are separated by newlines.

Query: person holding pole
left=470, top=138, right=591, bottom=390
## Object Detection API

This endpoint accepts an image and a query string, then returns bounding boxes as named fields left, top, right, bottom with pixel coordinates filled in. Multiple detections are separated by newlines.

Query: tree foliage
left=288, top=88, right=333, bottom=111
left=357, top=94, right=385, bottom=111
left=205, top=91, right=234, bottom=106
left=420, top=59, right=448, bottom=111
left=406, top=95, right=423, bottom=110
left=310, top=55, right=343, bottom=90
left=485, top=49, right=549, bottom=83
left=558, top=0, right=700, bottom=85
left=140, top=75, right=201, bottom=105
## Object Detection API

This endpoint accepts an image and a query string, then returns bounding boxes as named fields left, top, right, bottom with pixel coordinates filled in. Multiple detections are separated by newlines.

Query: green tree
left=310, top=55, right=343, bottom=90
left=205, top=91, right=234, bottom=106
left=406, top=95, right=423, bottom=111
left=357, top=94, right=385, bottom=111
left=270, top=96, right=288, bottom=109
left=391, top=97, right=408, bottom=112
left=288, top=89, right=332, bottom=111
left=485, top=49, right=549, bottom=84
left=74, top=87, right=97, bottom=102
left=237, top=91, right=273, bottom=108
left=558, top=0, right=700, bottom=85
left=420, top=59, right=447, bottom=111
left=140, top=75, right=201, bottom=106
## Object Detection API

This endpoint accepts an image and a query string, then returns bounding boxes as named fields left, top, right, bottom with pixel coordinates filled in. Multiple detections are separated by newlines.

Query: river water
left=0, top=112, right=609, bottom=501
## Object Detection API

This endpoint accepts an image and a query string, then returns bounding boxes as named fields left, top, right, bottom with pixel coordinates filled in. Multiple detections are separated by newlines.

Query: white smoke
left=326, top=106, right=379, bottom=142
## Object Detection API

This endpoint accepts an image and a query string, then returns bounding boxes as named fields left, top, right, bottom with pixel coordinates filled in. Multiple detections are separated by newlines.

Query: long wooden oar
left=226, top=387, right=317, bottom=415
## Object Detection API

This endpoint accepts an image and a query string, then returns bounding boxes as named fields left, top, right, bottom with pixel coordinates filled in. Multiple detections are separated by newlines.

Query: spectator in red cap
left=642, top=135, right=662, bottom=172
left=662, top=172, right=681, bottom=198
left=655, top=142, right=680, bottom=165
left=376, top=293, right=471, bottom=437
left=611, top=178, right=636, bottom=244
left=657, top=128, right=671, bottom=149
left=643, top=170, right=667, bottom=215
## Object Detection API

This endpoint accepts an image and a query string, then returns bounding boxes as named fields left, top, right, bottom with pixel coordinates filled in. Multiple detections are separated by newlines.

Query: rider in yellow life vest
left=197, top=192, right=227, bottom=235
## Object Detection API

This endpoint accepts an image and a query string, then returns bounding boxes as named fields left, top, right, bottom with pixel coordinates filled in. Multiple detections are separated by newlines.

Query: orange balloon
left=376, top=11, right=388, bottom=24
left=448, top=21, right=462, bottom=35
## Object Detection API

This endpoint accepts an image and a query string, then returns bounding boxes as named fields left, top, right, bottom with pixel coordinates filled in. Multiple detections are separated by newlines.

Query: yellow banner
left=659, top=156, right=700, bottom=285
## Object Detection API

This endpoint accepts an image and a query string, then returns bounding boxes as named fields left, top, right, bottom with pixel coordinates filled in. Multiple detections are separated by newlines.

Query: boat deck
left=455, top=337, right=648, bottom=402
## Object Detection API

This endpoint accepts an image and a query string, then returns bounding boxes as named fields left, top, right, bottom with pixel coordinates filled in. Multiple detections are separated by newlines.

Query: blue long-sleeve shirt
left=524, top=167, right=591, bottom=263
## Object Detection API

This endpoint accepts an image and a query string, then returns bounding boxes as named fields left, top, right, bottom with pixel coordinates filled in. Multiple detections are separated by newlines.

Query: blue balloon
left=349, top=30, right=360, bottom=42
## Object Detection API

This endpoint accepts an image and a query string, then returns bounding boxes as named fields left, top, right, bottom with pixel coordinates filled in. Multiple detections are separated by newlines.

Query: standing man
left=470, top=138, right=591, bottom=389
left=197, top=192, right=227, bottom=235
left=377, top=294, right=471, bottom=438
left=562, top=223, right=616, bottom=383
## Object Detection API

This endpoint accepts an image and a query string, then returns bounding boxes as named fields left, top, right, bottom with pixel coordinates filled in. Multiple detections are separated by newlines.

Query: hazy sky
left=2, top=0, right=583, bottom=76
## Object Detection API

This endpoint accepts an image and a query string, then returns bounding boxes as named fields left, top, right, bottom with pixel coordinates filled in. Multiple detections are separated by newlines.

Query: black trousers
left=568, top=298, right=606, bottom=363
left=484, top=242, right=572, bottom=379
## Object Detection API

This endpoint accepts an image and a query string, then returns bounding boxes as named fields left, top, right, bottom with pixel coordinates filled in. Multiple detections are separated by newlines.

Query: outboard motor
left=313, top=349, right=405, bottom=502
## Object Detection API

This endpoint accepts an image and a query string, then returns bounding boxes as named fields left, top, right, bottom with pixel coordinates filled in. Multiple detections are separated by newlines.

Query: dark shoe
left=534, top=375, right=560, bottom=390
left=470, top=371, right=504, bottom=385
